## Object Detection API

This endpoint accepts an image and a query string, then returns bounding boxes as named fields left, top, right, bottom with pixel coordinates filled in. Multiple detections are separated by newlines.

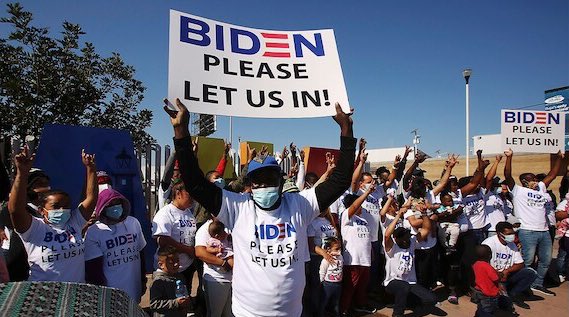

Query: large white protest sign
left=168, top=10, right=350, bottom=118
left=501, top=110, right=565, bottom=153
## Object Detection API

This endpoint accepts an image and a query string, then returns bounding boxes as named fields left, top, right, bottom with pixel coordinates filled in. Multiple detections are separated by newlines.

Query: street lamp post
left=463, top=68, right=472, bottom=176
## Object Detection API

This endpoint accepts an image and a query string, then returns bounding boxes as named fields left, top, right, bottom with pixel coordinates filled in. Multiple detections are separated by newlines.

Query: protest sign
left=168, top=10, right=350, bottom=118
left=501, top=110, right=566, bottom=153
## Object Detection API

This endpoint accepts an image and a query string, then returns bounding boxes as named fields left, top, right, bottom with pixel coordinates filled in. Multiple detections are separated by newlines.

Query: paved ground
left=141, top=273, right=567, bottom=316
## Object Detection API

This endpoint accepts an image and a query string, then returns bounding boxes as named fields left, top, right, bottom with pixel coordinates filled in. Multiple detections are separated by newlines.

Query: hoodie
left=149, top=270, right=188, bottom=317
left=95, top=189, right=131, bottom=221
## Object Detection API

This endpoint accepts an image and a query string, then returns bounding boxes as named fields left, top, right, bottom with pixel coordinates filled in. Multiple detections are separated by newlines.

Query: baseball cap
left=247, top=156, right=281, bottom=176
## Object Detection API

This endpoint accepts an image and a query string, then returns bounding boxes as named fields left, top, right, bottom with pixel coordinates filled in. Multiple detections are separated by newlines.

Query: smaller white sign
left=501, top=110, right=565, bottom=153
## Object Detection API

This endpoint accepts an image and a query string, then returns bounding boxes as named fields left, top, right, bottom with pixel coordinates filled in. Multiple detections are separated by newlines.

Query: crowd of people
left=0, top=98, right=568, bottom=317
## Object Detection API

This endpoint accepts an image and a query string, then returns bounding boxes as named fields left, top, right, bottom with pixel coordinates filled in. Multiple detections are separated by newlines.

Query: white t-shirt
left=557, top=199, right=568, bottom=212
left=340, top=209, right=372, bottom=266
left=19, top=209, right=87, bottom=282
left=216, top=188, right=320, bottom=317
left=539, top=183, right=557, bottom=227
left=485, top=194, right=511, bottom=232
left=84, top=216, right=147, bottom=302
left=319, top=254, right=343, bottom=282
left=403, top=210, right=436, bottom=249
left=152, top=203, right=197, bottom=271
left=195, top=219, right=232, bottom=283
left=482, top=235, right=524, bottom=271
left=511, top=183, right=548, bottom=231
left=357, top=189, right=381, bottom=242
left=307, top=217, right=337, bottom=254
left=384, top=235, right=418, bottom=286
left=375, top=180, right=399, bottom=202
left=462, top=190, right=488, bottom=230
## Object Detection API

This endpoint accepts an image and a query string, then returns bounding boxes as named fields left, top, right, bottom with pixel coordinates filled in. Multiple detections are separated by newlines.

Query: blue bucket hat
left=247, top=156, right=281, bottom=176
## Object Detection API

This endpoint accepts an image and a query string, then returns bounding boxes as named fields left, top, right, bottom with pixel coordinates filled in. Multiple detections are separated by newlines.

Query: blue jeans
left=320, top=281, right=342, bottom=317
left=506, top=268, right=537, bottom=297
left=518, top=229, right=552, bottom=287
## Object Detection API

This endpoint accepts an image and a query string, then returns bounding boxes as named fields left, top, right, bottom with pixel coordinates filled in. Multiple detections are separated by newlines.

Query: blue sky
left=3, top=0, right=568, bottom=156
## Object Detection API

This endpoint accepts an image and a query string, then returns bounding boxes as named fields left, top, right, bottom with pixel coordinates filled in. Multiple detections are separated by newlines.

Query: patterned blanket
left=0, top=282, right=147, bottom=317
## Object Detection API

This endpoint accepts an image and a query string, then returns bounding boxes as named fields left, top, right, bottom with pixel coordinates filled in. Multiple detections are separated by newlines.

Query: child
left=472, top=245, right=511, bottom=317
left=150, top=246, right=192, bottom=317
left=436, top=193, right=463, bottom=254
left=206, top=219, right=233, bottom=260
left=318, top=237, right=343, bottom=317
left=85, top=188, right=147, bottom=303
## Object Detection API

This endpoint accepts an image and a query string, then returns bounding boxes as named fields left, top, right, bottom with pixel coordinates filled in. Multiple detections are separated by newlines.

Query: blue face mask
left=252, top=186, right=280, bottom=209
left=501, top=233, right=516, bottom=243
left=104, top=204, right=124, bottom=220
left=47, top=208, right=71, bottom=227
left=213, top=178, right=226, bottom=189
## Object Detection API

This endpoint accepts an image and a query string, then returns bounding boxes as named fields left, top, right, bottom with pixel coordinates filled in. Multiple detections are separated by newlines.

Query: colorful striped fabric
left=0, top=282, right=147, bottom=317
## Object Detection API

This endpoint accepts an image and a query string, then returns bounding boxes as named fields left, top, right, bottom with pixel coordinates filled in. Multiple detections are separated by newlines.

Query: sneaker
left=353, top=305, right=377, bottom=314
left=447, top=295, right=458, bottom=305
left=530, top=285, right=556, bottom=296
left=512, top=297, right=530, bottom=309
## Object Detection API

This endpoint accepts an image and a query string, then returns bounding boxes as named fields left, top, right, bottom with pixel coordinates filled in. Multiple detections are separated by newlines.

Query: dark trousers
left=340, top=265, right=370, bottom=313
left=506, top=267, right=537, bottom=297
left=444, top=231, right=479, bottom=294
left=385, top=280, right=437, bottom=316
left=182, top=259, right=205, bottom=316
left=415, top=246, right=437, bottom=288
left=368, top=241, right=381, bottom=292
left=307, top=254, right=323, bottom=315
left=472, top=289, right=511, bottom=317
left=319, top=281, right=342, bottom=317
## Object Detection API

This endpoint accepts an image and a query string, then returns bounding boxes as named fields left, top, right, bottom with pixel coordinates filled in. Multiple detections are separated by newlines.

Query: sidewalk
left=141, top=274, right=567, bottom=316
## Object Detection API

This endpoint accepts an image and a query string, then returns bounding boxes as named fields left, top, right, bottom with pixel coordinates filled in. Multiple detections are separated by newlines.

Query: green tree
left=0, top=2, right=155, bottom=148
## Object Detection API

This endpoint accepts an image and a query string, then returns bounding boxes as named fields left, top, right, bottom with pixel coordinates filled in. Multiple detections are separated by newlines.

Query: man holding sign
left=503, top=148, right=563, bottom=296
left=164, top=98, right=355, bottom=316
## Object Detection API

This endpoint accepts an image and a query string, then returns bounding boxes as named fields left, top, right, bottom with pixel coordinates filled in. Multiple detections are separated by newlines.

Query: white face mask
left=362, top=183, right=373, bottom=192
left=251, top=186, right=280, bottom=209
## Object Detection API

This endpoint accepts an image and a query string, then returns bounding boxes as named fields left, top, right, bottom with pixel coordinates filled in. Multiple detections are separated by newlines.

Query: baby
left=206, top=219, right=233, bottom=259
left=436, top=193, right=463, bottom=254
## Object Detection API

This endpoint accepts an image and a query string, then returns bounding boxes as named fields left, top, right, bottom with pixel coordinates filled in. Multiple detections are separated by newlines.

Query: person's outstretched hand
left=332, top=102, right=354, bottom=137
left=163, top=98, right=190, bottom=138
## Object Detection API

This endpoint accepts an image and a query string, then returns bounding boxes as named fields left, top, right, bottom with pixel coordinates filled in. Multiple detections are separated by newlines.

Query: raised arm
left=403, top=153, right=426, bottom=187
left=380, top=195, right=394, bottom=222
left=384, top=207, right=406, bottom=252
left=79, top=150, right=98, bottom=220
left=351, top=150, right=367, bottom=193
left=384, top=155, right=400, bottom=188
left=347, top=184, right=375, bottom=218
left=313, top=103, right=356, bottom=212
left=417, top=212, right=432, bottom=242
left=433, top=154, right=459, bottom=196
left=543, top=151, right=564, bottom=187
left=485, top=155, right=503, bottom=191
left=8, top=146, right=34, bottom=233
left=160, top=152, right=177, bottom=191
left=503, top=148, right=515, bottom=190
left=461, top=151, right=490, bottom=196
left=314, top=152, right=335, bottom=188
left=214, top=141, right=231, bottom=176
left=396, top=146, right=412, bottom=181
left=166, top=98, right=222, bottom=215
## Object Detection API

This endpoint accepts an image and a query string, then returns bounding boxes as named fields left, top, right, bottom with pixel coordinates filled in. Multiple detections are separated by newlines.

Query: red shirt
left=472, top=260, right=500, bottom=297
